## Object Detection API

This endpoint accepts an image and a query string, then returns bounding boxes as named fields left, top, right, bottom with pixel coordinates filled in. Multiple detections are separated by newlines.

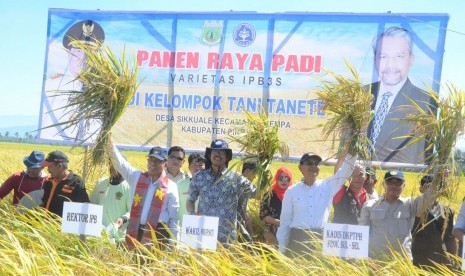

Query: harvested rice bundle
left=229, top=109, right=289, bottom=198
left=52, top=40, right=139, bottom=166
left=314, top=63, right=373, bottom=160
left=402, top=84, right=465, bottom=204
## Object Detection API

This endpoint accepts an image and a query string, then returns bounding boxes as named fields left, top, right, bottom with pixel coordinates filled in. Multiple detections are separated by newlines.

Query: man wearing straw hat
left=186, top=139, right=256, bottom=245
left=111, top=145, right=179, bottom=249
left=0, top=150, right=48, bottom=206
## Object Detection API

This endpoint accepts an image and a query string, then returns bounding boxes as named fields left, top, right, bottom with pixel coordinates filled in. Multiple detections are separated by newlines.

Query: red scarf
left=271, top=167, right=293, bottom=201
left=126, top=171, right=169, bottom=249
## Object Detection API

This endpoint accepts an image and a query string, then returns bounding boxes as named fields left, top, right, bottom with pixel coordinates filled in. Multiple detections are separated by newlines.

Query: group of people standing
left=0, top=140, right=463, bottom=271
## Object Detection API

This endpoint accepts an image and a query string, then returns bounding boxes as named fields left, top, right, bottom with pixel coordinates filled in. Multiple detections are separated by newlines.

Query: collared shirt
left=276, top=155, right=356, bottom=253
left=166, top=168, right=187, bottom=183
left=41, top=171, right=89, bottom=217
left=111, top=145, right=179, bottom=237
left=358, top=195, right=422, bottom=259
left=188, top=167, right=256, bottom=244
left=374, top=78, right=407, bottom=113
left=89, top=177, right=131, bottom=240
left=176, top=177, right=191, bottom=222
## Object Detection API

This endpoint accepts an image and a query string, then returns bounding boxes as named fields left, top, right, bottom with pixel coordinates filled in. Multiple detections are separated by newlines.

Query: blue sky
left=0, top=0, right=464, bottom=127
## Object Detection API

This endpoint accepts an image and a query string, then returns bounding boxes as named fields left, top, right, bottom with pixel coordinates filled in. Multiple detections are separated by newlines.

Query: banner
left=39, top=9, right=448, bottom=165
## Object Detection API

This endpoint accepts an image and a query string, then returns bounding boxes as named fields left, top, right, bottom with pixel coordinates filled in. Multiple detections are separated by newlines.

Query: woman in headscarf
left=260, top=167, right=293, bottom=245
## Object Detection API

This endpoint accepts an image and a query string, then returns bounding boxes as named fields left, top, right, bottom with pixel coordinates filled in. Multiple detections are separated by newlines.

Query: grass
left=0, top=141, right=464, bottom=275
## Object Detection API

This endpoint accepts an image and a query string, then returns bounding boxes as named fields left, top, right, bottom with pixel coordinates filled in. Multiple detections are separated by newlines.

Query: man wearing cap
left=90, top=160, right=131, bottom=244
left=364, top=167, right=379, bottom=200
left=411, top=175, right=456, bottom=268
left=177, top=153, right=205, bottom=222
left=359, top=169, right=424, bottom=259
left=165, top=146, right=188, bottom=183
left=277, top=152, right=358, bottom=256
left=0, top=150, right=48, bottom=205
left=111, top=144, right=179, bottom=249
left=332, top=165, right=367, bottom=225
left=186, top=139, right=256, bottom=245
left=41, top=151, right=89, bottom=216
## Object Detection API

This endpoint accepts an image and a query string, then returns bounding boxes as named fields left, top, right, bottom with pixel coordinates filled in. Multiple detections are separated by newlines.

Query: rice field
left=0, top=141, right=464, bottom=275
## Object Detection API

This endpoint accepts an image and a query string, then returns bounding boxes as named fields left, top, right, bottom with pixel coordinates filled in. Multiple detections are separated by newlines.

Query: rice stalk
left=44, top=39, right=139, bottom=170
left=313, top=61, right=373, bottom=160
left=401, top=84, right=465, bottom=220
left=228, top=108, right=289, bottom=198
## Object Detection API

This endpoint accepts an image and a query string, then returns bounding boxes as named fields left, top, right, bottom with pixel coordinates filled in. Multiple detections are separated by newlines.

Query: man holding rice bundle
left=277, top=152, right=359, bottom=257
left=359, top=169, right=425, bottom=259
left=186, top=139, right=256, bottom=246
left=111, top=144, right=179, bottom=249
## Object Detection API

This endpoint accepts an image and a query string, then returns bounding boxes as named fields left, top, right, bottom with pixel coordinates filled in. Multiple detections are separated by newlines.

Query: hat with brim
left=384, top=170, right=405, bottom=181
left=148, top=146, right=167, bottom=161
left=205, top=139, right=233, bottom=162
left=23, top=151, right=45, bottom=169
left=300, top=152, right=322, bottom=164
left=41, top=150, right=69, bottom=167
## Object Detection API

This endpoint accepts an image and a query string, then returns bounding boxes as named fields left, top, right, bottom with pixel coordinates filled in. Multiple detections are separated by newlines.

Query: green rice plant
left=228, top=108, right=289, bottom=198
left=45, top=40, right=139, bottom=169
left=313, top=62, right=373, bottom=160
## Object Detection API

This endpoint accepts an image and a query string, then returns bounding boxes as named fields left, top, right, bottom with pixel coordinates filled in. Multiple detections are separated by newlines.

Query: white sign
left=323, top=223, right=369, bottom=259
left=181, top=215, right=219, bottom=250
left=61, top=202, right=103, bottom=237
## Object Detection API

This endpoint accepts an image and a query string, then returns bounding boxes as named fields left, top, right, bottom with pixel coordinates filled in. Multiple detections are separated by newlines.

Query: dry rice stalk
left=314, top=62, right=373, bottom=160
left=46, top=40, right=139, bottom=168
left=228, top=108, right=289, bottom=198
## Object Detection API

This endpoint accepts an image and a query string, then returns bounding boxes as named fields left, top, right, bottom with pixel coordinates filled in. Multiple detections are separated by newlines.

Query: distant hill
left=0, top=115, right=39, bottom=138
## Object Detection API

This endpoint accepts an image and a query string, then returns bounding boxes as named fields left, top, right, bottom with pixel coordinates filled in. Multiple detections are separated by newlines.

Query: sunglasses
left=278, top=176, right=290, bottom=182
left=169, top=156, right=184, bottom=161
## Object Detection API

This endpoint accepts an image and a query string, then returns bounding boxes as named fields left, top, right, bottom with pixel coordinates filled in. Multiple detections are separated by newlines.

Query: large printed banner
left=39, top=9, right=448, bottom=165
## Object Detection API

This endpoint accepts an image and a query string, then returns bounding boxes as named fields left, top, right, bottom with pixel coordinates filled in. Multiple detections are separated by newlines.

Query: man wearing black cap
left=411, top=175, right=456, bottom=268
left=186, top=139, right=256, bottom=245
left=41, top=151, right=89, bottom=216
left=111, top=144, right=179, bottom=249
left=0, top=150, right=48, bottom=205
left=359, top=169, right=424, bottom=259
left=277, top=152, right=358, bottom=256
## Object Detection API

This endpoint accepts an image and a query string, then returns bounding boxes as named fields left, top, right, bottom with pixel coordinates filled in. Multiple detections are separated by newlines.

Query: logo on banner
left=233, top=23, right=256, bottom=47
left=200, top=20, right=223, bottom=46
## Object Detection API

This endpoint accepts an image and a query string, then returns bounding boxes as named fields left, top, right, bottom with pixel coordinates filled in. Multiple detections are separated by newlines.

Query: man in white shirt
left=111, top=144, right=179, bottom=249
left=276, top=152, right=358, bottom=256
